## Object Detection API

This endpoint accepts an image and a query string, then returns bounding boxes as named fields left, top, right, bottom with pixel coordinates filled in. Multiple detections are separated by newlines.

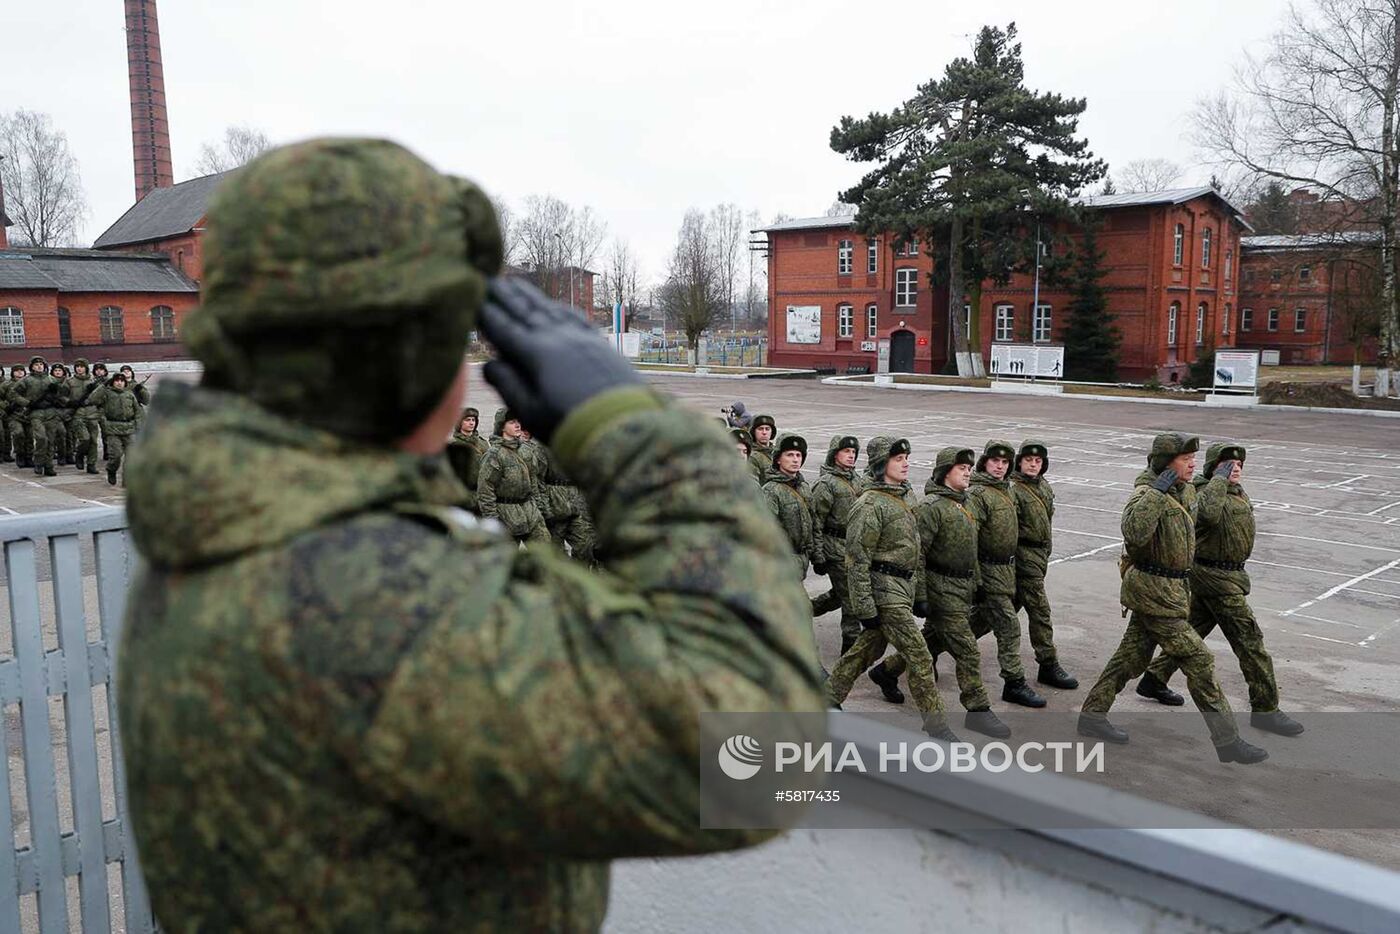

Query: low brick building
left=93, top=170, right=228, bottom=283
left=762, top=187, right=1252, bottom=382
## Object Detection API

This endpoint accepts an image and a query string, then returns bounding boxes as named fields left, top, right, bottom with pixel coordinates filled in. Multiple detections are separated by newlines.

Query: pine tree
left=829, top=23, right=1105, bottom=373
left=1062, top=219, right=1120, bottom=382
left=1245, top=182, right=1298, bottom=235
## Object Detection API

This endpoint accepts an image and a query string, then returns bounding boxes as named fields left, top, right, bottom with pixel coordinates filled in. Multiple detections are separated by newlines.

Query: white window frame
left=1241, top=307, right=1253, bottom=332
left=1268, top=307, right=1280, bottom=332
left=1167, top=303, right=1179, bottom=345
left=995, top=304, right=1015, bottom=342
left=1295, top=307, right=1307, bottom=332
left=0, top=306, right=24, bottom=346
left=895, top=268, right=917, bottom=307
left=1173, top=224, right=1184, bottom=266
left=867, top=303, right=878, bottom=338
left=1032, top=303, right=1052, bottom=343
left=1195, top=303, right=1206, bottom=345
left=1299, top=264, right=1311, bottom=283
left=99, top=306, right=124, bottom=344
left=1223, top=303, right=1232, bottom=335
left=837, top=240, right=853, bottom=275
left=867, top=238, right=878, bottom=275
left=837, top=303, right=853, bottom=337
left=1201, top=228, right=1212, bottom=268
left=151, top=305, right=176, bottom=341
left=1225, top=249, right=1233, bottom=281
left=963, top=303, right=972, bottom=339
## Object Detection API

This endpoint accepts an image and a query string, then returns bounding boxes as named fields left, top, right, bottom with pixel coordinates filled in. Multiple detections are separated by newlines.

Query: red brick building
left=1235, top=233, right=1381, bottom=365
left=93, top=171, right=227, bottom=282
left=763, top=187, right=1251, bottom=382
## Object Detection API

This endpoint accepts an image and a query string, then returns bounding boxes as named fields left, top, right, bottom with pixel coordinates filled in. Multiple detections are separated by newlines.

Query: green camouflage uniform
left=65, top=361, right=100, bottom=471
left=761, top=433, right=818, bottom=579
left=825, top=437, right=946, bottom=720
left=540, top=446, right=596, bottom=563
left=1010, top=440, right=1061, bottom=666
left=1145, top=443, right=1279, bottom=712
left=1081, top=433, right=1238, bottom=745
left=17, top=359, right=61, bottom=472
left=478, top=408, right=550, bottom=544
left=809, top=435, right=863, bottom=644
left=445, top=407, right=489, bottom=514
left=49, top=365, right=73, bottom=463
left=747, top=414, right=776, bottom=481
left=967, top=441, right=1026, bottom=683
left=99, top=381, right=142, bottom=484
left=2, top=369, right=27, bottom=465
left=118, top=137, right=825, bottom=933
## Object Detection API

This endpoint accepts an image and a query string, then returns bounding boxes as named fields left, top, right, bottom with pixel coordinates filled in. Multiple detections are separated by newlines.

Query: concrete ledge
left=1203, top=393, right=1260, bottom=407
left=991, top=380, right=1064, bottom=395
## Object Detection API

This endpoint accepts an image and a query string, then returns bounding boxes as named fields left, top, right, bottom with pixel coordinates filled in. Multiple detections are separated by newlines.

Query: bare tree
left=1116, top=158, right=1185, bottom=192
left=514, top=195, right=607, bottom=309
left=490, top=196, right=517, bottom=266
left=709, top=203, right=744, bottom=332
left=600, top=237, right=642, bottom=329
left=0, top=110, right=87, bottom=247
left=661, top=209, right=723, bottom=354
left=825, top=200, right=857, bottom=216
left=1194, top=0, right=1400, bottom=393
left=745, top=208, right=768, bottom=329
left=193, top=125, right=272, bottom=176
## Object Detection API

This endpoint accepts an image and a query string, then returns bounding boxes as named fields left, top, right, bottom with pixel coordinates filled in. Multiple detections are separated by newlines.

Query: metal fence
left=1, top=507, right=154, bottom=933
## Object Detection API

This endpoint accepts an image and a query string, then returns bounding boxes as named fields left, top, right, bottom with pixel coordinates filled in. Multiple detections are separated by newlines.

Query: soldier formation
left=1, top=355, right=149, bottom=485
left=740, top=413, right=1302, bottom=762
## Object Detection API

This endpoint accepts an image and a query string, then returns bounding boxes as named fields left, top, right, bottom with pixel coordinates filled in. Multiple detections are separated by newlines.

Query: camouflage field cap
left=28, top=356, right=45, bottom=369
left=1148, top=432, right=1200, bottom=473
left=774, top=432, right=808, bottom=463
left=826, top=434, right=859, bottom=468
left=866, top=436, right=911, bottom=479
left=49, top=363, right=67, bottom=377
left=932, top=446, right=976, bottom=485
left=492, top=407, right=517, bottom=437
left=184, top=137, right=504, bottom=442
left=731, top=427, right=753, bottom=454
left=1016, top=439, right=1050, bottom=475
left=1203, top=441, right=1246, bottom=476
left=976, top=439, right=1016, bottom=472
left=462, top=406, right=480, bottom=421
left=750, top=414, right=777, bottom=437
left=92, top=362, right=109, bottom=375
left=73, top=358, right=90, bottom=371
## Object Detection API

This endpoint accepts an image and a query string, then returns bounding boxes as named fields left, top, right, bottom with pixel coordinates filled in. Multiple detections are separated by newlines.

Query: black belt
left=870, top=560, right=914, bottom=581
left=1196, top=557, right=1247, bottom=572
left=824, top=522, right=847, bottom=536
left=927, top=563, right=975, bottom=580
left=1137, top=562, right=1190, bottom=580
left=1018, top=538, right=1048, bottom=548
left=979, top=553, right=1016, bottom=567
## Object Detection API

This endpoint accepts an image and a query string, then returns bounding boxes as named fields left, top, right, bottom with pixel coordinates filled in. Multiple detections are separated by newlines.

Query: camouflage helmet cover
left=975, top=439, right=1017, bottom=472
left=730, top=427, right=753, bottom=454
left=932, top=446, right=977, bottom=485
left=1016, top=439, right=1050, bottom=476
left=1148, top=432, right=1201, bottom=473
left=1202, top=440, right=1246, bottom=477
left=866, top=436, right=911, bottom=479
left=774, top=432, right=808, bottom=464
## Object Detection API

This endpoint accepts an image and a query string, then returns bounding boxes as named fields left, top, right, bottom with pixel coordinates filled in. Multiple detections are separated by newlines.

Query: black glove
left=1213, top=460, right=1234, bottom=480
left=860, top=616, right=881, bottom=631
left=479, top=277, right=643, bottom=444
left=812, top=559, right=829, bottom=576
left=912, top=601, right=929, bottom=618
left=1151, top=468, right=1178, bottom=493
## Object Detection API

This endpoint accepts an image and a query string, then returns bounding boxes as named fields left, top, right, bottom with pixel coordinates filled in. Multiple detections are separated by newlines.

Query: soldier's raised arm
left=1121, top=471, right=1176, bottom=549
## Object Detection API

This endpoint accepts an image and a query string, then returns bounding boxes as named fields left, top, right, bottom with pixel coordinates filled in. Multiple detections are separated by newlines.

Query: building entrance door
left=890, top=330, right=915, bottom=372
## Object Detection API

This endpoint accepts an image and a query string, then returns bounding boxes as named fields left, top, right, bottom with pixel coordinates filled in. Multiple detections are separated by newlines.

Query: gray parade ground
left=2, top=366, right=1398, bottom=872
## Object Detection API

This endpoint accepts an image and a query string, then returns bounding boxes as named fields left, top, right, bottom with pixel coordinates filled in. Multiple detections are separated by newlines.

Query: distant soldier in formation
left=1135, top=442, right=1303, bottom=737
left=809, top=435, right=863, bottom=656
left=446, top=406, right=488, bottom=514
left=731, top=427, right=753, bottom=461
left=18, top=356, right=60, bottom=477
left=968, top=440, right=1046, bottom=708
left=1010, top=440, right=1078, bottom=690
left=98, top=370, right=143, bottom=486
left=762, top=432, right=819, bottom=580
left=1, top=364, right=26, bottom=465
left=539, top=446, right=596, bottom=562
left=1078, top=432, right=1268, bottom=764
left=825, top=437, right=957, bottom=741
left=748, top=414, right=777, bottom=479
left=477, top=407, right=550, bottom=544
left=48, top=362, right=73, bottom=466
left=66, top=359, right=101, bottom=474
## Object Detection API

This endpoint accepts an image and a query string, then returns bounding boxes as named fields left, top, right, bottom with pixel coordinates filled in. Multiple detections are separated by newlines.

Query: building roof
left=1240, top=231, right=1381, bottom=251
left=756, top=214, right=857, bottom=234
left=92, top=171, right=230, bottom=248
left=0, top=248, right=199, bottom=293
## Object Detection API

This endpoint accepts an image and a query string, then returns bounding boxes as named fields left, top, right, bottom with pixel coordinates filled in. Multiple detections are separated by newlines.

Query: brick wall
left=0, top=290, right=198, bottom=366
left=1235, top=249, right=1380, bottom=365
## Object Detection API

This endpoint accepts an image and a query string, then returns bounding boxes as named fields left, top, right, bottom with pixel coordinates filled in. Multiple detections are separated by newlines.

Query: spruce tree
left=1245, top=182, right=1298, bottom=235
left=1062, top=218, right=1120, bottom=382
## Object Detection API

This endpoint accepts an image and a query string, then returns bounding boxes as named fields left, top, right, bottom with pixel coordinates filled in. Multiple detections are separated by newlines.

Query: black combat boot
left=1136, top=673, right=1184, bottom=706
left=1037, top=661, right=1079, bottom=690
left=922, top=713, right=960, bottom=743
left=1215, top=737, right=1269, bottom=764
left=34, top=464, right=44, bottom=476
left=839, top=633, right=856, bottom=657
left=868, top=662, right=905, bottom=704
left=964, top=708, right=1011, bottom=738
left=74, top=453, right=85, bottom=471
left=1250, top=711, right=1304, bottom=736
left=1077, top=713, right=1129, bottom=744
left=43, top=464, right=56, bottom=477
left=107, top=465, right=118, bottom=486
left=1002, top=678, right=1047, bottom=708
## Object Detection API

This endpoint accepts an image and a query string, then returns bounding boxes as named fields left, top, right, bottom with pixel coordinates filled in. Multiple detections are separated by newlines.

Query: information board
left=989, top=344, right=1065, bottom=379
left=785, top=305, right=822, bottom=344
left=1213, top=350, right=1260, bottom=389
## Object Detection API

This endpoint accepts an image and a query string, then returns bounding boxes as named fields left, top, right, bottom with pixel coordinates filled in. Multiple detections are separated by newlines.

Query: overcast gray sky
left=8, top=0, right=1287, bottom=282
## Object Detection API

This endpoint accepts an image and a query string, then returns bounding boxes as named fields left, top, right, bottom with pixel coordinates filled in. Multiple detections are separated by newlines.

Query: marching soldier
left=446, top=406, right=489, bottom=514
left=48, top=362, right=73, bottom=466
left=825, top=437, right=957, bottom=741
left=1135, top=442, right=1303, bottom=737
left=762, top=432, right=819, bottom=579
left=1078, top=432, right=1268, bottom=763
left=1010, top=440, right=1078, bottom=690
left=99, top=370, right=143, bottom=486
left=809, top=435, right=864, bottom=656
left=968, top=440, right=1046, bottom=708
left=1, top=364, right=27, bottom=465
left=478, top=408, right=551, bottom=544
left=18, top=356, right=60, bottom=477
left=65, top=359, right=101, bottom=473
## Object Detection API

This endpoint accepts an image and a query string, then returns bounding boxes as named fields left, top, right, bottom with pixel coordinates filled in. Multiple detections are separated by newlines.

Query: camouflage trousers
left=28, top=410, right=64, bottom=469
left=548, top=513, right=596, bottom=563
left=969, top=592, right=1027, bottom=682
left=1146, top=594, right=1279, bottom=713
left=1014, top=573, right=1059, bottom=665
left=107, top=433, right=133, bottom=484
left=824, top=605, right=945, bottom=716
left=71, top=415, right=101, bottom=471
left=884, top=603, right=991, bottom=711
left=810, top=566, right=860, bottom=642
left=56, top=413, right=74, bottom=461
left=1082, top=612, right=1238, bottom=746
left=5, top=415, right=28, bottom=464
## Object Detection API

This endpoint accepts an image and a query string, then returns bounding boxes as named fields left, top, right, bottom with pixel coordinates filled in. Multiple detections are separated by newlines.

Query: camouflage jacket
left=518, top=438, right=556, bottom=521
left=762, top=466, right=818, bottom=577
left=65, top=375, right=99, bottom=417
left=748, top=443, right=774, bottom=478
left=967, top=471, right=1018, bottom=596
left=119, top=383, right=823, bottom=934
left=1191, top=474, right=1253, bottom=598
left=0, top=378, right=18, bottom=417
left=99, top=386, right=142, bottom=436
left=1121, top=468, right=1199, bottom=617
left=915, top=481, right=980, bottom=611
left=844, top=481, right=924, bottom=618
left=810, top=440, right=863, bottom=567
left=16, top=373, right=60, bottom=413
left=1010, top=472, right=1055, bottom=580
left=445, top=429, right=488, bottom=514
left=540, top=446, right=588, bottom=523
left=477, top=436, right=548, bottom=540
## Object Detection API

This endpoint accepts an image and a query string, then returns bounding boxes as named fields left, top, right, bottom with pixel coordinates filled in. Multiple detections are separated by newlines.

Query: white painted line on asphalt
left=0, top=506, right=16, bottom=515
left=1256, top=531, right=1400, bottom=554
left=1365, top=501, right=1400, bottom=516
left=1360, top=620, right=1400, bottom=647
left=1250, top=559, right=1355, bottom=578
left=1277, top=629, right=1365, bottom=647
left=1280, top=557, right=1400, bottom=617
left=1343, top=587, right=1400, bottom=599
left=1049, top=541, right=1123, bottom=565
left=1283, top=611, right=1366, bottom=629
left=1055, top=528, right=1122, bottom=541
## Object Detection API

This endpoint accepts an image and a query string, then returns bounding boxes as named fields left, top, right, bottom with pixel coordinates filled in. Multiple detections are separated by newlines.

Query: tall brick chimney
left=125, top=0, right=175, bottom=202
